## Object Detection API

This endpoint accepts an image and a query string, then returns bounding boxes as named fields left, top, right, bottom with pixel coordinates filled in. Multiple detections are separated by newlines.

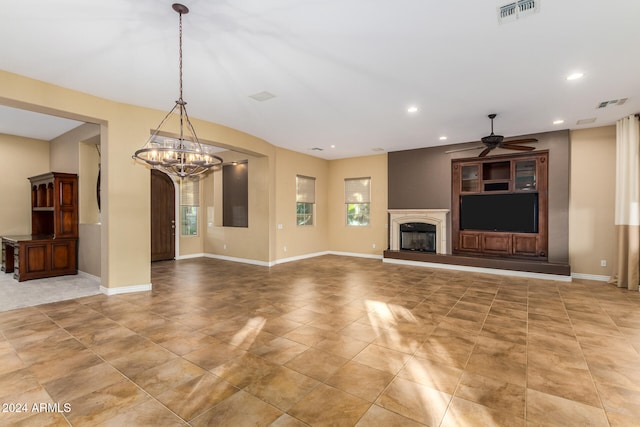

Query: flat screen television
left=460, top=193, right=538, bottom=233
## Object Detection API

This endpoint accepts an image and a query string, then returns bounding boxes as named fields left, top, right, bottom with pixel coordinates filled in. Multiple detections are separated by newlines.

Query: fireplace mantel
left=388, top=209, right=449, bottom=254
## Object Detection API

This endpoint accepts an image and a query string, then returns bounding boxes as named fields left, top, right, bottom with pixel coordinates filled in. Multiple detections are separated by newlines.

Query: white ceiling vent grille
left=597, top=98, right=628, bottom=109
left=498, top=0, right=539, bottom=24
left=249, top=91, right=276, bottom=102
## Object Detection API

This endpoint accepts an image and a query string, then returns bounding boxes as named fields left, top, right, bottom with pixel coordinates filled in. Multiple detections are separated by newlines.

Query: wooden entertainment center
left=451, top=151, right=548, bottom=259
left=1, top=172, right=78, bottom=282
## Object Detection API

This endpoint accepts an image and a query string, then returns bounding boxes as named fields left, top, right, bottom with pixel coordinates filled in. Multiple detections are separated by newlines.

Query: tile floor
left=0, top=273, right=100, bottom=312
left=1, top=255, right=640, bottom=426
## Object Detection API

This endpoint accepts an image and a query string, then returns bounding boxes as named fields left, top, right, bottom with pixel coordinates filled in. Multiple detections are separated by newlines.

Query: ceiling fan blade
left=479, top=147, right=492, bottom=157
left=502, top=144, right=535, bottom=151
left=502, top=138, right=538, bottom=145
left=444, top=146, right=484, bottom=154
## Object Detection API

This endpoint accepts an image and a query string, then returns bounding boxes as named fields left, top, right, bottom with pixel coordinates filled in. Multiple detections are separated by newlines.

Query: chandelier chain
left=132, top=3, right=223, bottom=178
left=178, top=10, right=183, bottom=103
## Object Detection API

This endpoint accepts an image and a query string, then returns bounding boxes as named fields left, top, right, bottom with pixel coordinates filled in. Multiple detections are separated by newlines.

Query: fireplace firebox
left=400, top=222, right=436, bottom=252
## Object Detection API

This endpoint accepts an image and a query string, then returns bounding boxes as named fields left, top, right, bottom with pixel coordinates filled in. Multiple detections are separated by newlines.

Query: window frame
left=296, top=175, right=316, bottom=227
left=344, top=177, right=371, bottom=227
left=180, top=178, right=200, bottom=236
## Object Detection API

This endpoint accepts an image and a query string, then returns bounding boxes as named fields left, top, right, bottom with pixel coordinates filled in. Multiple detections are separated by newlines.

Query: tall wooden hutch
left=1, top=172, right=78, bottom=281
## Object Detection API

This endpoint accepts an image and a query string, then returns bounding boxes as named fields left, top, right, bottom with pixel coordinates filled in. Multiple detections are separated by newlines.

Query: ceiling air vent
left=310, top=147, right=324, bottom=151
left=498, top=0, right=539, bottom=24
left=249, top=91, right=276, bottom=102
left=577, top=118, right=597, bottom=125
left=597, top=98, right=628, bottom=109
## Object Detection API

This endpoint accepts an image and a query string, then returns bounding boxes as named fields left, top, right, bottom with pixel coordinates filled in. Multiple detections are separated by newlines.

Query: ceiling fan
left=446, top=114, right=538, bottom=157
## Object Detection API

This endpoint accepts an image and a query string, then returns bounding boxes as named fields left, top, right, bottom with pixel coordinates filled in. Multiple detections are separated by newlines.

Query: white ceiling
left=1, top=0, right=639, bottom=159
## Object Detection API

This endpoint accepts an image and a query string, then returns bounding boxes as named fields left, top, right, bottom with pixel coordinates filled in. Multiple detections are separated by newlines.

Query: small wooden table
left=1, top=235, right=77, bottom=282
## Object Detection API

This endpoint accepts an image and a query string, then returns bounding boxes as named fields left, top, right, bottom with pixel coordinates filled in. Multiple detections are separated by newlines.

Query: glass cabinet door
left=461, top=165, right=479, bottom=192
left=515, top=160, right=536, bottom=190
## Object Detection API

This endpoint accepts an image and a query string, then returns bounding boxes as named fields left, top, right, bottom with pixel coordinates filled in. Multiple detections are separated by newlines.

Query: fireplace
left=388, top=209, right=449, bottom=254
left=400, top=223, right=436, bottom=252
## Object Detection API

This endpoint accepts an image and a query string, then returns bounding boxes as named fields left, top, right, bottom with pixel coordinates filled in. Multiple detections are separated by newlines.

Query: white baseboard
left=204, top=253, right=272, bottom=267
left=328, top=251, right=383, bottom=260
left=276, top=250, right=382, bottom=264
left=77, top=271, right=101, bottom=283
left=571, top=273, right=611, bottom=282
left=176, top=253, right=206, bottom=260
left=170, top=251, right=579, bottom=283
left=100, top=283, right=152, bottom=295
left=383, top=258, right=572, bottom=282
left=275, top=251, right=331, bottom=265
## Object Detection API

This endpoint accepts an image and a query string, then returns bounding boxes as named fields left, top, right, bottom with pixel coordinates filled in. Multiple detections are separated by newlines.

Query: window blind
left=345, top=177, right=371, bottom=203
left=180, top=178, right=200, bottom=206
left=296, top=175, right=316, bottom=203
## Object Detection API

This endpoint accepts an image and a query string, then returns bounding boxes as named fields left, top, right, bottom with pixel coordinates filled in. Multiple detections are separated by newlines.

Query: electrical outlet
left=372, top=243, right=376, bottom=249
left=600, top=259, right=607, bottom=267
left=223, top=244, right=227, bottom=250
left=284, top=246, right=287, bottom=252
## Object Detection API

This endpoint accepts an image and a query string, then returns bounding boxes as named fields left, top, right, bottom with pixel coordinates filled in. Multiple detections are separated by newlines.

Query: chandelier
left=133, top=3, right=222, bottom=178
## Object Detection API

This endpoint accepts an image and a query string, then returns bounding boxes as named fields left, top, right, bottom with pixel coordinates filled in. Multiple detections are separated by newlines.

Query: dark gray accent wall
left=388, top=130, right=570, bottom=263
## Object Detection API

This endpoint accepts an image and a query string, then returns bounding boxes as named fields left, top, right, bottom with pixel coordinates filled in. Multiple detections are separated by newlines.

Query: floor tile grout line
left=35, top=302, right=196, bottom=426
left=560, top=289, right=614, bottom=427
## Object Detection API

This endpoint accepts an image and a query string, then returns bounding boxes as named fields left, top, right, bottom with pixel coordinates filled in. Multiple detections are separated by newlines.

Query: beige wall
left=79, top=224, right=101, bottom=277
left=78, top=136, right=101, bottom=225
left=569, top=126, right=616, bottom=277
left=1, top=69, right=622, bottom=284
left=0, top=133, right=50, bottom=236
left=328, top=154, right=388, bottom=256
left=274, top=147, right=330, bottom=260
left=0, top=69, right=275, bottom=289
left=203, top=151, right=272, bottom=262
left=50, top=123, right=100, bottom=174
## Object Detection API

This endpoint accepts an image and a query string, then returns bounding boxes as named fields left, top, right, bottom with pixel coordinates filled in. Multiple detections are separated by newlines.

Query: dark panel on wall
left=223, top=163, right=249, bottom=227
left=388, top=129, right=570, bottom=263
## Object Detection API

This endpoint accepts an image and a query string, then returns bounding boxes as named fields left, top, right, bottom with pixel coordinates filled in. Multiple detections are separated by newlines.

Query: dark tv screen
left=460, top=193, right=538, bottom=233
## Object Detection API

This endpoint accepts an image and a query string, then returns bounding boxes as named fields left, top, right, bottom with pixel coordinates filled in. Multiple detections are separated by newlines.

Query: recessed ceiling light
left=553, top=120, right=564, bottom=125
left=439, top=136, right=447, bottom=140
left=330, top=145, right=336, bottom=148
left=566, top=72, right=584, bottom=81
left=407, top=106, right=418, bottom=113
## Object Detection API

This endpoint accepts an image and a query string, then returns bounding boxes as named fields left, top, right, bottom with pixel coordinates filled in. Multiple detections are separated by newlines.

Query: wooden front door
left=151, top=170, right=175, bottom=261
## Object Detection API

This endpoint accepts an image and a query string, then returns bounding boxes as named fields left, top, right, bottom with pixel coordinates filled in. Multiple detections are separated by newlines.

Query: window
left=180, top=178, right=199, bottom=236
left=345, top=177, right=371, bottom=226
left=223, top=162, right=248, bottom=227
left=296, top=175, right=315, bottom=226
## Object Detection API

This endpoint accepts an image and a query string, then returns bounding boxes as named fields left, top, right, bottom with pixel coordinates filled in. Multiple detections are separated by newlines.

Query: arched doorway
left=151, top=169, right=175, bottom=261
